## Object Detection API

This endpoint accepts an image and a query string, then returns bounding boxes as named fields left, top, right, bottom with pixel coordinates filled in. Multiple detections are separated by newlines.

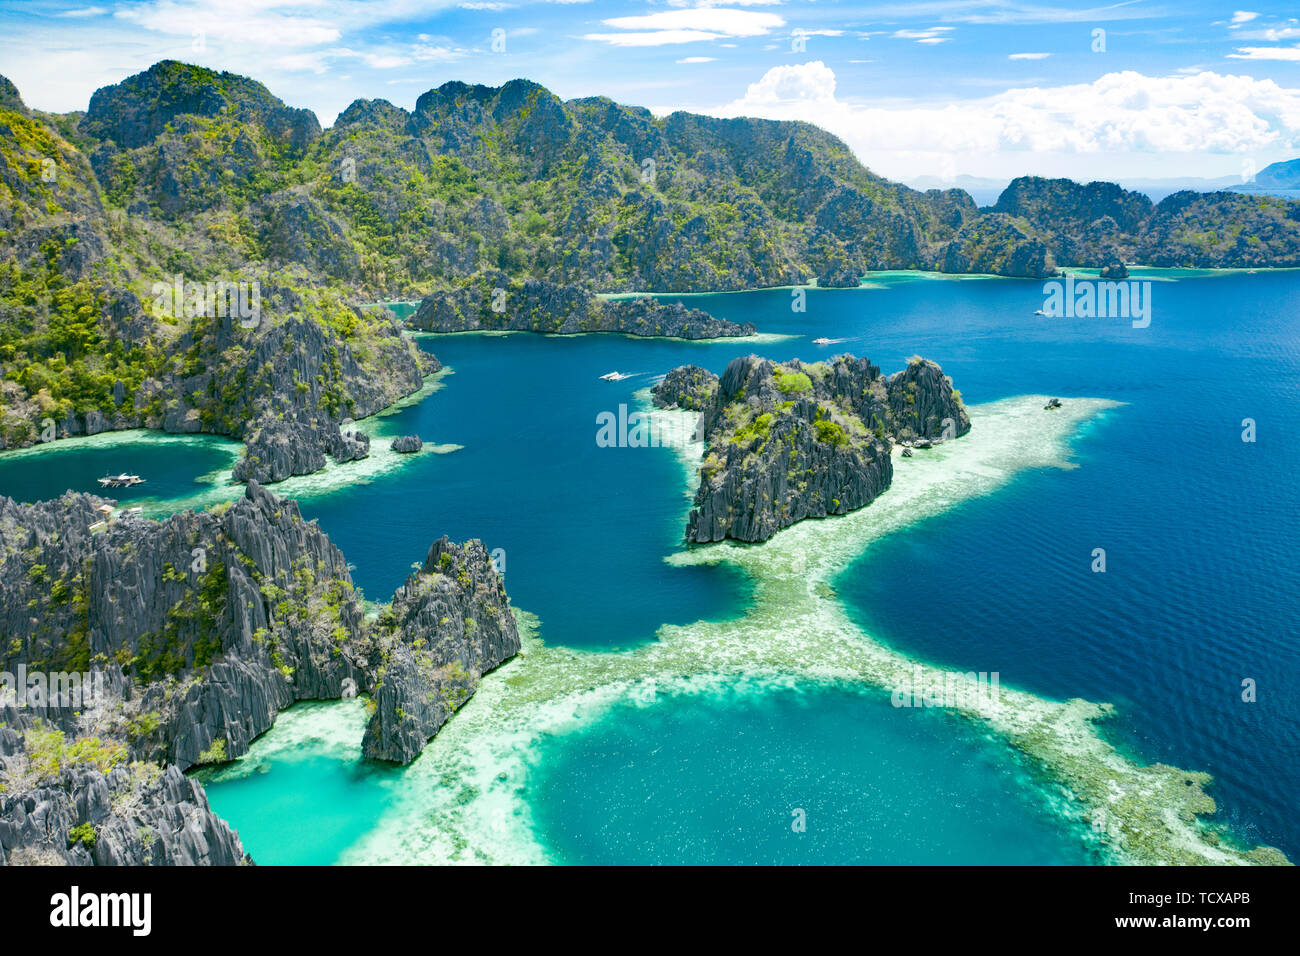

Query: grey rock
left=411, top=276, right=754, bottom=339
left=390, top=435, right=422, bottom=453
left=657, top=353, right=969, bottom=544
left=362, top=537, right=518, bottom=764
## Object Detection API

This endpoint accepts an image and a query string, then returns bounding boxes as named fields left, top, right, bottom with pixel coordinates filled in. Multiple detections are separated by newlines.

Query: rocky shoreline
left=0, top=482, right=517, bottom=865
left=411, top=276, right=755, bottom=339
left=653, top=354, right=970, bottom=543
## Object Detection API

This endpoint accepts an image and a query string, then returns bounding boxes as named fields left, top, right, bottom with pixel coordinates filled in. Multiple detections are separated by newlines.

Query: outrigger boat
left=98, top=473, right=146, bottom=488
left=599, top=371, right=630, bottom=381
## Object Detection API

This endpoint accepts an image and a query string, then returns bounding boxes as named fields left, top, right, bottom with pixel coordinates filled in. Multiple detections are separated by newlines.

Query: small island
left=653, top=354, right=970, bottom=543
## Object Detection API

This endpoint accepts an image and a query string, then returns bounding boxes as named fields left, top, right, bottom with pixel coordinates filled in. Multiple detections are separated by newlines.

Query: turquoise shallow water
left=2, top=270, right=1297, bottom=864
left=527, top=681, right=1099, bottom=865
left=0, top=432, right=240, bottom=509
left=196, top=754, right=398, bottom=866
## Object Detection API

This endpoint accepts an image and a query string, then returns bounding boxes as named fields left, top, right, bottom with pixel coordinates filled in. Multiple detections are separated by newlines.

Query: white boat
left=812, top=337, right=834, bottom=345
left=98, top=473, right=146, bottom=488
left=599, top=372, right=630, bottom=381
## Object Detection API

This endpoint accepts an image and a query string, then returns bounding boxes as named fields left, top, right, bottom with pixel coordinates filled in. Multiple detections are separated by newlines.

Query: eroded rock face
left=0, top=482, right=375, bottom=864
left=411, top=276, right=755, bottom=339
left=362, top=537, right=518, bottom=764
left=0, top=753, right=244, bottom=866
left=1099, top=258, right=1130, bottom=280
left=0, top=483, right=521, bottom=863
left=232, top=417, right=371, bottom=484
left=390, top=435, right=422, bottom=453
left=651, top=365, right=718, bottom=411
left=939, top=213, right=1056, bottom=278
left=885, top=358, right=972, bottom=442
left=655, top=353, right=970, bottom=544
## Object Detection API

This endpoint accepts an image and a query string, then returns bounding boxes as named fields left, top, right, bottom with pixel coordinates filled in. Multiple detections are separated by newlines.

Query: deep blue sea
left=3, top=270, right=1296, bottom=863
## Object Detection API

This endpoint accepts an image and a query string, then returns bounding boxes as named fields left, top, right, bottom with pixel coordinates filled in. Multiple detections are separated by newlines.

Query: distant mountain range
left=910, top=159, right=1300, bottom=207
left=3, top=59, right=1300, bottom=458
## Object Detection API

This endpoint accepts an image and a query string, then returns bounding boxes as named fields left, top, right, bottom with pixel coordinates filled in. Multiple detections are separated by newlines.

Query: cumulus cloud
left=710, top=61, right=1300, bottom=178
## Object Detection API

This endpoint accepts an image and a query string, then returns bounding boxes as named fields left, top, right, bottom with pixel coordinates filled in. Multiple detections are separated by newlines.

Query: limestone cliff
left=411, top=276, right=755, bottom=339
left=0, top=483, right=517, bottom=864
left=653, top=354, right=969, bottom=543
left=362, top=537, right=518, bottom=764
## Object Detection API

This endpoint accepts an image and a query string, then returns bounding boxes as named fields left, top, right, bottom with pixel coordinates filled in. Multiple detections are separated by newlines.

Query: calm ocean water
left=3, top=270, right=1295, bottom=863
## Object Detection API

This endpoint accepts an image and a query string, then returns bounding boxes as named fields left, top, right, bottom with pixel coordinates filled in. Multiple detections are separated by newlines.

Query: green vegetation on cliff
left=2, top=61, right=1298, bottom=450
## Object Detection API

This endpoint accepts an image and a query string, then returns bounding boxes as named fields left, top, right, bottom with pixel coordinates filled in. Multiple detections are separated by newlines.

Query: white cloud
left=55, top=6, right=108, bottom=16
left=1231, top=11, right=1260, bottom=26
left=113, top=0, right=474, bottom=50
left=1228, top=45, right=1300, bottom=61
left=116, top=1, right=342, bottom=48
left=857, top=1, right=1157, bottom=25
left=1009, top=52, right=1052, bottom=60
left=1255, top=27, right=1300, bottom=41
left=583, top=30, right=728, bottom=47
left=677, top=56, right=718, bottom=63
left=711, top=61, right=1300, bottom=179
left=585, top=8, right=784, bottom=46
left=277, top=41, right=468, bottom=73
left=892, top=27, right=955, bottom=42
left=602, top=9, right=784, bottom=35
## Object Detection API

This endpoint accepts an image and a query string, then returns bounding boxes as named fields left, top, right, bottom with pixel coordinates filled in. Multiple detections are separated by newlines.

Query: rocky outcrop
left=815, top=263, right=861, bottom=288
left=989, top=176, right=1152, bottom=266
left=80, top=60, right=320, bottom=153
left=651, top=365, right=718, bottom=411
left=232, top=416, right=370, bottom=484
left=362, top=538, right=518, bottom=764
left=411, top=276, right=755, bottom=339
left=0, top=481, right=518, bottom=863
left=1134, top=191, right=1300, bottom=268
left=0, top=482, right=370, bottom=768
left=0, top=744, right=245, bottom=866
left=1099, top=259, right=1129, bottom=279
left=0, top=482, right=368, bottom=864
left=390, top=434, right=422, bottom=453
left=885, top=357, right=972, bottom=442
left=656, top=353, right=969, bottom=544
left=938, top=213, right=1056, bottom=278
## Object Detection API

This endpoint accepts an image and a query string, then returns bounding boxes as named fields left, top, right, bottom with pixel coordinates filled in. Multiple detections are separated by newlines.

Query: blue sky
left=4, top=1, right=1300, bottom=184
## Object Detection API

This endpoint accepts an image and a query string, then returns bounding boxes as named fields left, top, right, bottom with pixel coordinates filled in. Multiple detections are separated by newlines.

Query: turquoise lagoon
left=3, top=269, right=1297, bottom=864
